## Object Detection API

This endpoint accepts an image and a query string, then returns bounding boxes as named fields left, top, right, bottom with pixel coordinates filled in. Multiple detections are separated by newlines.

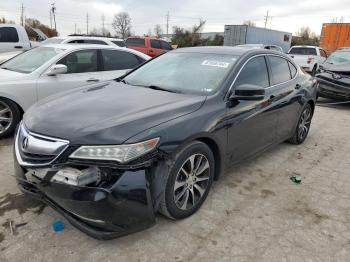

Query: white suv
left=41, top=36, right=126, bottom=47
left=288, top=46, right=327, bottom=75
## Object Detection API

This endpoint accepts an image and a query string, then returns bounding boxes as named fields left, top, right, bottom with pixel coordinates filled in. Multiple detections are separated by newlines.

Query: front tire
left=0, top=98, right=21, bottom=138
left=287, top=103, right=313, bottom=145
left=160, top=141, right=215, bottom=219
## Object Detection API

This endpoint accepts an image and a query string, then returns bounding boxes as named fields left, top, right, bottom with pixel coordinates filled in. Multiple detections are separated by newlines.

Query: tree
left=292, top=26, right=319, bottom=46
left=25, top=18, right=57, bottom=39
left=154, top=24, right=163, bottom=38
left=243, top=20, right=256, bottom=27
left=172, top=20, right=207, bottom=47
left=112, top=12, right=132, bottom=39
left=0, top=17, right=15, bottom=24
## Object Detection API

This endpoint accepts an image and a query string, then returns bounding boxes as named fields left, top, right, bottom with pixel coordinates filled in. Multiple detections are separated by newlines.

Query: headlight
left=69, top=137, right=160, bottom=163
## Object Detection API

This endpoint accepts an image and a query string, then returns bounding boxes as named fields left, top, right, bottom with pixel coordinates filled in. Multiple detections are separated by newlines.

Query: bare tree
left=154, top=24, right=163, bottom=37
left=112, top=12, right=132, bottom=39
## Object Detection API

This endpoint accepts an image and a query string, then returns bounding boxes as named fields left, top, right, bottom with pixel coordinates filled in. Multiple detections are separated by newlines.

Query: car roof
left=171, top=46, right=280, bottom=56
left=50, top=36, right=124, bottom=41
left=290, top=45, right=318, bottom=48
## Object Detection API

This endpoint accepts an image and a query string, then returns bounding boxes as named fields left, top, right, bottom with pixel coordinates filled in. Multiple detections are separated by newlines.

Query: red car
left=126, top=36, right=173, bottom=57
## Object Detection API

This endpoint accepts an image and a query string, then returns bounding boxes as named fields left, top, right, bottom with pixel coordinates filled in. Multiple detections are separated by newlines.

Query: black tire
left=0, top=98, right=21, bottom=138
left=160, top=141, right=215, bottom=220
left=287, top=103, right=313, bottom=145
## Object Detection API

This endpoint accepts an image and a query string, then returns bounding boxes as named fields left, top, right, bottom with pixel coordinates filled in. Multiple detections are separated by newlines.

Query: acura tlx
left=13, top=46, right=317, bottom=239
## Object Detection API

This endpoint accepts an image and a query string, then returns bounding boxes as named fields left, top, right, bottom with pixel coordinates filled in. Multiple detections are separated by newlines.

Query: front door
left=226, top=55, right=279, bottom=164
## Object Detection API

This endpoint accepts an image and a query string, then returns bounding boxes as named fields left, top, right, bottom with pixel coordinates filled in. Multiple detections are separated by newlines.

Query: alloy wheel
left=173, top=153, right=210, bottom=210
left=0, top=101, right=13, bottom=135
left=298, top=107, right=312, bottom=141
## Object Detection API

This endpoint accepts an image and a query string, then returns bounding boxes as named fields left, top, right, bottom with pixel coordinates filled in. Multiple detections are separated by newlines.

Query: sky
left=0, top=0, right=350, bottom=37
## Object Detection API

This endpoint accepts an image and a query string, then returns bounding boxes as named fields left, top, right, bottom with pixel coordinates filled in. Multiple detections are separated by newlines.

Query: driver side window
left=57, top=49, right=98, bottom=74
left=234, top=56, right=269, bottom=88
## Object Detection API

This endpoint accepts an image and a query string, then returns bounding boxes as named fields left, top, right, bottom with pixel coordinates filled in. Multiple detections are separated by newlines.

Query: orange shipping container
left=320, top=23, right=350, bottom=53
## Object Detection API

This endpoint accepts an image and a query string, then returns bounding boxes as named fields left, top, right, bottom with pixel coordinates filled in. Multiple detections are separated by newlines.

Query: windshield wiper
left=115, top=78, right=129, bottom=84
left=145, top=85, right=181, bottom=93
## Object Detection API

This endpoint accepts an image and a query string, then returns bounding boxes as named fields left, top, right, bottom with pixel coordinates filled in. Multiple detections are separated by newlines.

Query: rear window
left=0, top=27, right=19, bottom=42
left=289, top=47, right=317, bottom=55
left=112, top=40, right=126, bottom=47
left=126, top=38, right=145, bottom=47
left=150, top=39, right=161, bottom=49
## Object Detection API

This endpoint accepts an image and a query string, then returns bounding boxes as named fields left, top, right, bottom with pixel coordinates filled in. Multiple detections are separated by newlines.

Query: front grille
left=15, top=123, right=69, bottom=167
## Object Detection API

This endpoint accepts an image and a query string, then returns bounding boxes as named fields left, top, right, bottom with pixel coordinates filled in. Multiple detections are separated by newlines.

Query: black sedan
left=13, top=46, right=317, bottom=239
left=316, top=48, right=350, bottom=100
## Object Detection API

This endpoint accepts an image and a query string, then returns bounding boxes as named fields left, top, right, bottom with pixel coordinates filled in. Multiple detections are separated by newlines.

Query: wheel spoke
left=196, top=160, right=209, bottom=176
left=193, top=155, right=203, bottom=173
left=188, top=187, right=195, bottom=206
left=193, top=184, right=205, bottom=197
left=0, top=107, right=10, bottom=115
left=180, top=190, right=189, bottom=210
left=175, top=188, right=187, bottom=203
left=180, top=167, right=189, bottom=177
left=0, top=124, right=4, bottom=132
left=188, top=155, right=195, bottom=173
left=174, top=180, right=186, bottom=191
left=0, top=117, right=10, bottom=122
left=195, top=176, right=210, bottom=182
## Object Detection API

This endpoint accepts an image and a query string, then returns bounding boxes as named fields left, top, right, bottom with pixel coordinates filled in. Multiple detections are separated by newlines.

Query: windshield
left=1, top=46, right=64, bottom=73
left=325, top=51, right=350, bottom=66
left=124, top=52, right=239, bottom=95
left=289, top=47, right=317, bottom=55
left=41, top=38, right=65, bottom=44
left=112, top=40, right=126, bottom=47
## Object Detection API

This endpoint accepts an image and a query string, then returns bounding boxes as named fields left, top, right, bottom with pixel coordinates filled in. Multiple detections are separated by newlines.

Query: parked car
left=0, top=24, right=40, bottom=53
left=288, top=45, right=327, bottom=75
left=236, top=44, right=284, bottom=52
left=13, top=46, right=317, bottom=239
left=0, top=50, right=23, bottom=63
left=41, top=36, right=126, bottom=47
left=0, top=44, right=150, bottom=137
left=316, top=48, right=350, bottom=100
left=126, top=36, right=173, bottom=57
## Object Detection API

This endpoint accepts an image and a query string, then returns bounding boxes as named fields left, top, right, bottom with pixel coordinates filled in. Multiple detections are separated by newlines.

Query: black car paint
left=316, top=63, right=350, bottom=100
left=14, top=47, right=317, bottom=239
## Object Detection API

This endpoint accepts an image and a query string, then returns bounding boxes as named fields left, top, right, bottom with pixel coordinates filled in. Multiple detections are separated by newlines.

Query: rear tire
left=287, top=103, right=313, bottom=145
left=0, top=98, right=21, bottom=138
left=159, top=141, right=215, bottom=220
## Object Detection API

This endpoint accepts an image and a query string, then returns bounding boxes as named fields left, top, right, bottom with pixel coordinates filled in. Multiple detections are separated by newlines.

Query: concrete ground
left=1, top=101, right=350, bottom=262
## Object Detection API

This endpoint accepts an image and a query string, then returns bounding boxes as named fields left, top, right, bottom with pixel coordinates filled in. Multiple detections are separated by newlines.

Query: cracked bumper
left=14, top=157, right=156, bottom=240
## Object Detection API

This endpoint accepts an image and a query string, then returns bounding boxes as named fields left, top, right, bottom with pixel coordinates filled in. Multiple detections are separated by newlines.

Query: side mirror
left=46, top=64, right=67, bottom=76
left=230, top=84, right=265, bottom=101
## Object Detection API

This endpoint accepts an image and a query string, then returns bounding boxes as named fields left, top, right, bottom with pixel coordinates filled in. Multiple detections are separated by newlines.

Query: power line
left=166, top=11, right=170, bottom=35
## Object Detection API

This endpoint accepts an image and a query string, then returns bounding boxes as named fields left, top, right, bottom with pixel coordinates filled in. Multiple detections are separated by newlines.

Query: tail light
left=307, top=57, right=314, bottom=64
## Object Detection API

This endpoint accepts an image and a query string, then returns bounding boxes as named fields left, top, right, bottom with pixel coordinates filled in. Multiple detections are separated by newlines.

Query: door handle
left=268, top=95, right=276, bottom=102
left=14, top=46, right=23, bottom=49
left=86, top=78, right=100, bottom=82
left=295, top=84, right=301, bottom=90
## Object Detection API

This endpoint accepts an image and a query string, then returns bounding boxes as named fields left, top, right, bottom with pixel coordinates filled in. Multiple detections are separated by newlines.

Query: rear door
left=226, top=55, right=279, bottom=163
left=36, top=49, right=102, bottom=100
left=100, top=49, right=146, bottom=80
left=149, top=39, right=165, bottom=57
left=266, top=55, right=302, bottom=140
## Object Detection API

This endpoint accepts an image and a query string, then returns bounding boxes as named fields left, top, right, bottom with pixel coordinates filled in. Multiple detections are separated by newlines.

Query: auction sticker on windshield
left=201, top=60, right=230, bottom=68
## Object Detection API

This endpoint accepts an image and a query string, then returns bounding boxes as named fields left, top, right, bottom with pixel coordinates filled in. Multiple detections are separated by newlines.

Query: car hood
left=321, top=63, right=350, bottom=73
left=24, top=82, right=206, bottom=145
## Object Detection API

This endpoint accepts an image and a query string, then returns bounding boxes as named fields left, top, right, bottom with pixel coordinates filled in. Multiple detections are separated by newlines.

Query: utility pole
left=51, top=3, right=56, bottom=31
left=166, top=11, right=170, bottom=35
left=101, top=14, right=105, bottom=36
left=74, top=23, right=77, bottom=34
left=20, top=3, right=24, bottom=26
left=86, top=13, right=89, bottom=35
left=264, top=10, right=269, bottom=28
left=50, top=10, right=52, bottom=29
